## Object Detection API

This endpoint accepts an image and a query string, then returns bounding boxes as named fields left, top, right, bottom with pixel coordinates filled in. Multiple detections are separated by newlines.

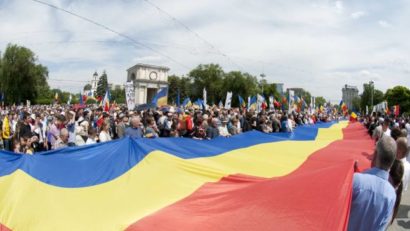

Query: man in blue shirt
left=125, top=116, right=143, bottom=139
left=348, top=135, right=397, bottom=231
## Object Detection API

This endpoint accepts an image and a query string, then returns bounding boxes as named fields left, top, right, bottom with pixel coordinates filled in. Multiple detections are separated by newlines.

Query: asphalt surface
left=389, top=189, right=410, bottom=230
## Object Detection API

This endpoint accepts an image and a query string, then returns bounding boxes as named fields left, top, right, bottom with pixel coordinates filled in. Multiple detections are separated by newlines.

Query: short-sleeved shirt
left=125, top=127, right=143, bottom=139
left=348, top=168, right=396, bottom=231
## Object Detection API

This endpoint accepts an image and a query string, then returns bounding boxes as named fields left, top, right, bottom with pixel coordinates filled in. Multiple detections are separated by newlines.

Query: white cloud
left=351, top=11, right=366, bottom=19
left=335, top=1, right=344, bottom=13
left=1, top=0, right=410, bottom=99
left=378, top=20, right=392, bottom=28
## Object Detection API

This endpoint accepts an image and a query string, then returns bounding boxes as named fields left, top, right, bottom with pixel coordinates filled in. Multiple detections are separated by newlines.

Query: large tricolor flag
left=102, top=89, right=111, bottom=112
left=152, top=87, right=168, bottom=107
left=182, top=97, right=192, bottom=108
left=0, top=121, right=373, bottom=230
left=339, top=100, right=348, bottom=114
left=238, top=95, right=246, bottom=109
left=393, top=105, right=400, bottom=117
left=248, top=96, right=257, bottom=110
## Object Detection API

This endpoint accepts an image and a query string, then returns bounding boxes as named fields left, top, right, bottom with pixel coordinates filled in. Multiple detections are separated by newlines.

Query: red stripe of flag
left=127, top=123, right=373, bottom=231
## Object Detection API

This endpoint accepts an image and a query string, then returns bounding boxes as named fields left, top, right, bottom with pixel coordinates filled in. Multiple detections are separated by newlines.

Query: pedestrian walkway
left=389, top=189, right=410, bottom=230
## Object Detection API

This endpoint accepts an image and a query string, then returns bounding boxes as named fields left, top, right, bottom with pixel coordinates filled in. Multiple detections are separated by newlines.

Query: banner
left=257, top=94, right=265, bottom=112
left=203, top=88, right=207, bottom=110
left=288, top=90, right=295, bottom=112
left=67, top=94, right=72, bottom=105
left=269, top=96, right=274, bottom=110
left=225, top=92, right=232, bottom=109
left=125, top=82, right=135, bottom=110
left=372, top=101, right=387, bottom=113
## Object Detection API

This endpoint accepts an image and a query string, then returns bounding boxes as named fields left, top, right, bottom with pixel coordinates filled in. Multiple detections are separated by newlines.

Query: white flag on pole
left=203, top=88, right=207, bottom=109
left=225, top=92, right=232, bottom=109
left=288, top=90, right=295, bottom=112
left=269, top=96, right=274, bottom=110
left=257, top=94, right=264, bottom=112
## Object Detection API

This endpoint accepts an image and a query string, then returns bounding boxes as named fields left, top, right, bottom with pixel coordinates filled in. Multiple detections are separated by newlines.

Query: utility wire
left=31, top=0, right=191, bottom=70
left=48, top=78, right=89, bottom=83
left=142, top=0, right=244, bottom=70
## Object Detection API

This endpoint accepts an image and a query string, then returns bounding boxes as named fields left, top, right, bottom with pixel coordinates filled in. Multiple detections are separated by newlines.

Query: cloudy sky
left=1, top=0, right=409, bottom=102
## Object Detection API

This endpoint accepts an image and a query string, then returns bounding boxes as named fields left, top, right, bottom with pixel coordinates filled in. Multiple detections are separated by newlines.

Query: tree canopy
left=0, top=44, right=49, bottom=104
left=314, top=96, right=326, bottom=107
left=385, top=86, right=410, bottom=113
left=360, top=83, right=384, bottom=112
left=96, top=71, right=108, bottom=98
left=110, top=87, right=126, bottom=104
left=168, top=64, right=281, bottom=107
left=83, top=84, right=92, bottom=91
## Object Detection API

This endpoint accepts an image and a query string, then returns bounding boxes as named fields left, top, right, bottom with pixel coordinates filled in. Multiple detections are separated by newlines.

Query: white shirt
left=287, top=120, right=293, bottom=132
left=384, top=128, right=391, bottom=137
left=401, top=158, right=410, bottom=191
left=218, top=125, right=230, bottom=137
left=75, top=135, right=86, bottom=146
left=86, top=138, right=96, bottom=145
left=99, top=131, right=111, bottom=142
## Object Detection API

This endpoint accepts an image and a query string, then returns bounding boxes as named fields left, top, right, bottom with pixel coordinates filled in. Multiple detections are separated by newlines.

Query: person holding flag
left=339, top=100, right=348, bottom=115
left=238, top=95, right=246, bottom=110
left=282, top=95, right=288, bottom=112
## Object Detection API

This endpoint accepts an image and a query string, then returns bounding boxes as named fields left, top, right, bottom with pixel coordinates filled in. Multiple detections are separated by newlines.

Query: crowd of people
left=3, top=103, right=410, bottom=229
left=348, top=113, right=410, bottom=230
left=0, top=104, right=335, bottom=154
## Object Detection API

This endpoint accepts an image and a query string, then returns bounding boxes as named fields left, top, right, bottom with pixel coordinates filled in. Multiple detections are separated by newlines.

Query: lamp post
left=260, top=73, right=266, bottom=94
left=369, top=80, right=374, bottom=111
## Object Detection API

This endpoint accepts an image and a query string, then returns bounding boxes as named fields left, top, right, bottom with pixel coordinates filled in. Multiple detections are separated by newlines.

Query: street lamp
left=369, top=80, right=374, bottom=110
left=260, top=73, right=266, bottom=94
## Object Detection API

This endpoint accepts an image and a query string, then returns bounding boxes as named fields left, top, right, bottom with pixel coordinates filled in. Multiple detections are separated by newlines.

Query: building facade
left=274, top=83, right=284, bottom=96
left=342, top=84, right=359, bottom=110
left=90, top=71, right=98, bottom=97
left=287, top=88, right=305, bottom=97
left=127, top=63, right=169, bottom=105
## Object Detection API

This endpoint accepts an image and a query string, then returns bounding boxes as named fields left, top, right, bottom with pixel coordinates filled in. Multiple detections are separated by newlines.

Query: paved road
left=389, top=189, right=410, bottom=230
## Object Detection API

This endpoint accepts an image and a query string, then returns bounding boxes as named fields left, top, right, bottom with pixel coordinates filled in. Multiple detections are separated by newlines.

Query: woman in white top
left=86, top=127, right=97, bottom=145
left=99, top=120, right=112, bottom=143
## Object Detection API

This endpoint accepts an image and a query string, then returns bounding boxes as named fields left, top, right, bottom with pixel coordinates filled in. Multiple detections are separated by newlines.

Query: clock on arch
left=149, top=71, right=158, bottom=80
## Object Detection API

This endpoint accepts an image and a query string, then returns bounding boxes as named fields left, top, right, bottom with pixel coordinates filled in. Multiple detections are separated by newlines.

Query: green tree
left=315, top=96, right=326, bottom=107
left=96, top=71, right=108, bottom=98
left=167, top=75, right=193, bottom=105
left=300, top=90, right=312, bottom=106
left=385, top=86, right=410, bottom=113
left=352, top=96, right=361, bottom=112
left=360, top=83, right=384, bottom=111
left=0, top=44, right=49, bottom=104
left=262, top=83, right=280, bottom=101
left=83, top=84, right=92, bottom=91
left=111, top=88, right=126, bottom=104
left=222, top=71, right=259, bottom=107
left=168, top=75, right=180, bottom=105
left=86, top=98, right=97, bottom=104
left=189, top=64, right=224, bottom=104
left=180, top=76, right=192, bottom=100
